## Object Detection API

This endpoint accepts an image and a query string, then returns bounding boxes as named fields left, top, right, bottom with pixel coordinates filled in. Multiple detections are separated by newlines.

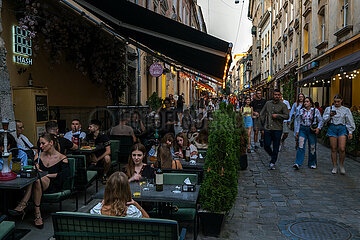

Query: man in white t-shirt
left=280, top=95, right=291, bottom=151
left=16, top=120, right=33, bottom=150
left=64, top=119, right=86, bottom=141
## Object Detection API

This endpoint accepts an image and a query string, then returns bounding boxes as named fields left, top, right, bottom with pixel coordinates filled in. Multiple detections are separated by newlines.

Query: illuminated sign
left=13, top=26, right=33, bottom=65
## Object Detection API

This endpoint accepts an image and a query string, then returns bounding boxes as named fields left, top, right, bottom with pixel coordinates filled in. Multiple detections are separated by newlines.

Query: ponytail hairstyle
left=40, top=132, right=60, bottom=152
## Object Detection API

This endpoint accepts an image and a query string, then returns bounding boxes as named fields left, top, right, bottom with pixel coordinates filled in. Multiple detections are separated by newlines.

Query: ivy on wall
left=281, top=75, right=295, bottom=105
left=13, top=0, right=129, bottom=105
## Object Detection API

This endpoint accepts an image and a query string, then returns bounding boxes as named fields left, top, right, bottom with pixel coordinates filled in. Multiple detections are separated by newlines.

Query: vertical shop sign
left=13, top=26, right=33, bottom=65
left=35, top=95, right=48, bottom=122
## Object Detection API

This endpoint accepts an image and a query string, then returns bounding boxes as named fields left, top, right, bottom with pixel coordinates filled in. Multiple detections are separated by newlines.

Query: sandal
left=34, top=205, right=44, bottom=229
left=8, top=201, right=27, bottom=219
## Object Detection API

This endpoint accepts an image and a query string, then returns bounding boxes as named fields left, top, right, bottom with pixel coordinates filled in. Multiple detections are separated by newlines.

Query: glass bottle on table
left=185, top=144, right=191, bottom=161
left=155, top=158, right=163, bottom=192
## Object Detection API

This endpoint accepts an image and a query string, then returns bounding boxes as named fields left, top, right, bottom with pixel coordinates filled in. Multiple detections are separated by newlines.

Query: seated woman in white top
left=90, top=171, right=149, bottom=218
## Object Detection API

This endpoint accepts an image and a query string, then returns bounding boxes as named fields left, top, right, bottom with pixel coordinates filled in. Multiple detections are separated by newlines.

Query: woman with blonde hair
left=90, top=171, right=149, bottom=217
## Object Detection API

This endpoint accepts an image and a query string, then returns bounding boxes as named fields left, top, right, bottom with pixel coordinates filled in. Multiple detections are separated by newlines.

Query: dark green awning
left=70, top=0, right=232, bottom=82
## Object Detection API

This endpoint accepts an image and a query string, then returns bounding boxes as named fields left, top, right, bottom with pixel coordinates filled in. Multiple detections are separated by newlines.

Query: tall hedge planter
left=199, top=107, right=241, bottom=236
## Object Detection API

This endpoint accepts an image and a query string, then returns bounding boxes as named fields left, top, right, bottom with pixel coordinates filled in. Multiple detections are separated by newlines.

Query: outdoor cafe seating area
left=0, top=132, right=207, bottom=240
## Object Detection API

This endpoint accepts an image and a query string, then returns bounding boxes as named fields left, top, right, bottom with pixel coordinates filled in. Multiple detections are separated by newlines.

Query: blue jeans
left=264, top=130, right=283, bottom=164
left=295, top=126, right=317, bottom=167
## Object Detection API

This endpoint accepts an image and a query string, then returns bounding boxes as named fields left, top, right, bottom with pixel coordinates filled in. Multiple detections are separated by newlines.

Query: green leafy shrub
left=346, top=111, right=360, bottom=154
left=200, top=107, right=247, bottom=213
left=147, top=92, right=162, bottom=111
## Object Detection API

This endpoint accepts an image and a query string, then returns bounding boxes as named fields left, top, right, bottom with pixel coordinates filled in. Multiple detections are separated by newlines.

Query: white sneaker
left=339, top=165, right=346, bottom=175
left=310, top=165, right=317, bottom=169
left=331, top=167, right=337, bottom=174
left=269, top=163, right=276, bottom=170
left=293, top=164, right=299, bottom=170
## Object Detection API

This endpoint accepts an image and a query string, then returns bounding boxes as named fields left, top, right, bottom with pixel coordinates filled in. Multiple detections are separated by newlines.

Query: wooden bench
left=52, top=212, right=186, bottom=240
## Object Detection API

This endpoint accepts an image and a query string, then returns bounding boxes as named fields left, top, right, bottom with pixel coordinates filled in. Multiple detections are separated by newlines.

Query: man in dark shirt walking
left=251, top=89, right=267, bottom=148
left=260, top=89, right=289, bottom=170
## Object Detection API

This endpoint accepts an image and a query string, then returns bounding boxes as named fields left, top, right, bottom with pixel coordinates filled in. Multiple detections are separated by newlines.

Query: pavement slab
left=214, top=132, right=360, bottom=239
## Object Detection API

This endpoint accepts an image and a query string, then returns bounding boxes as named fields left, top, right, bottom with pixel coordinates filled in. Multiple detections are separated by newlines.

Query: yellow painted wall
left=330, top=76, right=340, bottom=103
left=352, top=75, right=360, bottom=107
left=2, top=1, right=110, bottom=108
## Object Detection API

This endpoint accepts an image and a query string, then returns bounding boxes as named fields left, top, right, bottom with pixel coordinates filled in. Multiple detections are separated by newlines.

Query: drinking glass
left=89, top=140, right=95, bottom=147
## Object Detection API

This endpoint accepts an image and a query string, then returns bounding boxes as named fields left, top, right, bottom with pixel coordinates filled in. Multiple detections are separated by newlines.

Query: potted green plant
left=199, top=107, right=240, bottom=236
left=147, top=92, right=162, bottom=112
left=236, top=111, right=248, bottom=170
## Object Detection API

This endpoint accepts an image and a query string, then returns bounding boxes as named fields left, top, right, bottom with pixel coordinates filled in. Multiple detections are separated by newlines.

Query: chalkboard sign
left=35, top=95, right=48, bottom=122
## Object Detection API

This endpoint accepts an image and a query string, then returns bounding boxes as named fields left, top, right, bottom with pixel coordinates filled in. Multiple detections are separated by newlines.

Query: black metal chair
left=109, top=135, right=134, bottom=163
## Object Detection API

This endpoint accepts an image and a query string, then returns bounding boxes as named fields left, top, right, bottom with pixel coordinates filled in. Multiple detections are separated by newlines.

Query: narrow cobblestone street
left=216, top=133, right=360, bottom=239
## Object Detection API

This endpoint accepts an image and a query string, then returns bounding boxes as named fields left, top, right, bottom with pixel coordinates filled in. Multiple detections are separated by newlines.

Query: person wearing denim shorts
left=323, top=95, right=355, bottom=175
left=293, top=97, right=323, bottom=170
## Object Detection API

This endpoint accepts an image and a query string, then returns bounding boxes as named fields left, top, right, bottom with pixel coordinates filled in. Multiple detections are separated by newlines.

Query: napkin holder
left=20, top=168, right=37, bottom=178
left=182, top=184, right=196, bottom=192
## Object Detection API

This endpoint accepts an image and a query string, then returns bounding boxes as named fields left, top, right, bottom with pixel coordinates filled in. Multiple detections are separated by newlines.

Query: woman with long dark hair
left=90, top=171, right=149, bottom=217
left=288, top=93, right=305, bottom=149
left=293, top=97, right=323, bottom=170
left=323, top=94, right=355, bottom=174
left=174, top=132, right=198, bottom=159
left=124, top=143, right=154, bottom=182
left=9, top=133, right=69, bottom=228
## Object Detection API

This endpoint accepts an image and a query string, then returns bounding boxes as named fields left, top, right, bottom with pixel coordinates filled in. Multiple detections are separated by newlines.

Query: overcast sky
left=197, top=0, right=252, bottom=56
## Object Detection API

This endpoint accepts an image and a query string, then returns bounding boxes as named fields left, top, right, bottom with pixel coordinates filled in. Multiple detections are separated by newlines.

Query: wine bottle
left=155, top=158, right=163, bottom=191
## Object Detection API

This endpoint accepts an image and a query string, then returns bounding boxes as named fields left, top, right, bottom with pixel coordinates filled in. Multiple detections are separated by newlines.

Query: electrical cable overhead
left=232, top=0, right=245, bottom=53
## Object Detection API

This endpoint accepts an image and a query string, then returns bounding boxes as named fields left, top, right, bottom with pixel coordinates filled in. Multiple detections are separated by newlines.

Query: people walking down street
left=279, top=94, right=291, bottom=151
left=323, top=95, right=356, bottom=175
left=241, top=97, right=254, bottom=153
left=288, top=93, right=305, bottom=149
left=315, top=102, right=323, bottom=115
left=251, top=89, right=267, bottom=148
left=260, top=89, right=290, bottom=170
left=293, top=97, right=323, bottom=170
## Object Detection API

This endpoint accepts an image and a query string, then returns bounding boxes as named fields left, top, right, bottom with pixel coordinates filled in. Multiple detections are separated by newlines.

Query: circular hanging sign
left=149, top=63, right=163, bottom=77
